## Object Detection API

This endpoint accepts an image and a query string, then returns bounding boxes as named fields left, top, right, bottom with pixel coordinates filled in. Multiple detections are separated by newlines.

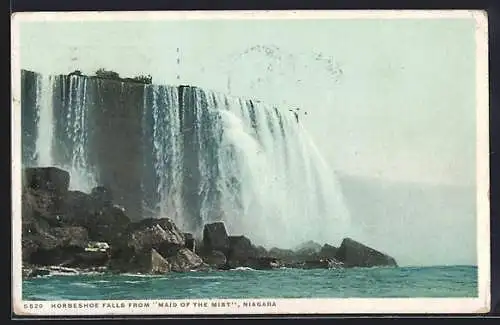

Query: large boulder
left=268, top=247, right=296, bottom=264
left=90, top=186, right=113, bottom=208
left=109, top=248, right=170, bottom=274
left=127, top=218, right=185, bottom=257
left=87, top=206, right=131, bottom=244
left=255, top=245, right=269, bottom=257
left=22, top=167, right=70, bottom=218
left=202, top=222, right=230, bottom=255
left=61, top=190, right=96, bottom=224
left=184, top=233, right=196, bottom=253
left=23, top=167, right=70, bottom=196
left=335, top=238, right=398, bottom=268
left=23, top=188, right=63, bottom=226
left=68, top=250, right=110, bottom=268
left=27, top=226, right=89, bottom=266
left=318, top=244, right=339, bottom=259
left=167, top=248, right=208, bottom=272
left=61, top=190, right=131, bottom=244
left=295, top=240, right=322, bottom=253
left=51, top=227, right=89, bottom=248
left=136, top=248, right=170, bottom=274
left=226, top=235, right=259, bottom=267
left=202, top=250, right=227, bottom=269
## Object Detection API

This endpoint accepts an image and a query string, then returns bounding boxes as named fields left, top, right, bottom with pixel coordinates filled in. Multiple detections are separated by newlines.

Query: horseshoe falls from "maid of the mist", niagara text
left=22, top=71, right=353, bottom=250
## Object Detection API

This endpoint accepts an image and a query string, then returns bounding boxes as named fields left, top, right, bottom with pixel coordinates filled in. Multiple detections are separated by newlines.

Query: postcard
left=11, top=10, right=490, bottom=316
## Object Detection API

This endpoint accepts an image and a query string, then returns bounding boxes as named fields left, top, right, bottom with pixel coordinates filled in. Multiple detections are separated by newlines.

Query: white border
left=11, top=10, right=490, bottom=316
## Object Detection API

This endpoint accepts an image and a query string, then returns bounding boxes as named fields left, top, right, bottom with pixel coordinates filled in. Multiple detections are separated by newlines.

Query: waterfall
left=146, top=84, right=185, bottom=227
left=31, top=73, right=96, bottom=192
left=25, top=70, right=352, bottom=249
left=63, top=75, right=96, bottom=191
left=146, top=86, right=352, bottom=248
left=34, top=75, right=55, bottom=166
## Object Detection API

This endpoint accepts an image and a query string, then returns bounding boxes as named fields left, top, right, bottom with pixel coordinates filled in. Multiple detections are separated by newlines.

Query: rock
left=68, top=242, right=111, bottom=268
left=23, top=188, right=64, bottom=224
left=167, top=248, right=208, bottom=272
left=69, top=251, right=110, bottom=268
left=229, top=236, right=257, bottom=256
left=335, top=238, right=398, bottom=268
left=107, top=245, right=137, bottom=272
left=268, top=247, right=296, bottom=264
left=22, top=266, right=34, bottom=279
left=23, top=167, right=70, bottom=196
left=90, top=186, right=113, bottom=208
left=22, top=168, right=70, bottom=218
left=203, top=250, right=227, bottom=269
left=51, top=227, right=89, bottom=248
left=255, top=245, right=269, bottom=257
left=301, top=260, right=330, bottom=269
left=128, top=218, right=185, bottom=257
left=27, top=268, right=51, bottom=278
left=135, top=248, right=170, bottom=274
left=247, top=257, right=282, bottom=270
left=295, top=240, right=322, bottom=253
left=184, top=233, right=196, bottom=253
left=87, top=206, right=131, bottom=244
left=226, top=235, right=259, bottom=267
left=149, top=249, right=171, bottom=274
left=328, top=258, right=345, bottom=268
left=109, top=247, right=170, bottom=274
left=319, top=244, right=339, bottom=259
left=61, top=190, right=95, bottom=224
left=202, top=222, right=230, bottom=255
left=62, top=191, right=131, bottom=244
left=130, top=218, right=184, bottom=245
left=27, top=226, right=89, bottom=266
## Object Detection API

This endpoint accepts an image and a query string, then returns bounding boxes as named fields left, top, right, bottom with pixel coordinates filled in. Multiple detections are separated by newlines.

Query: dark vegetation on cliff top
left=68, top=69, right=153, bottom=85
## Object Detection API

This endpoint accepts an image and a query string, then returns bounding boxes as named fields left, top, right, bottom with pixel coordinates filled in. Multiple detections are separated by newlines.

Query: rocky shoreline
left=22, top=167, right=397, bottom=279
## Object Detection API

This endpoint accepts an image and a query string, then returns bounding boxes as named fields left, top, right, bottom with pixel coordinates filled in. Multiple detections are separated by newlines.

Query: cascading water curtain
left=148, top=84, right=185, bottom=227
left=34, top=74, right=55, bottom=166
left=194, top=88, right=352, bottom=248
left=64, top=75, right=96, bottom=191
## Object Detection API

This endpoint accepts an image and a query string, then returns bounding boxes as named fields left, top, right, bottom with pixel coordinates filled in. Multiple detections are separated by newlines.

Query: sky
left=18, top=15, right=478, bottom=187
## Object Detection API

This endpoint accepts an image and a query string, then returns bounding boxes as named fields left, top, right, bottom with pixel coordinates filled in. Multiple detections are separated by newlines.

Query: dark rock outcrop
left=90, top=186, right=113, bottom=208
left=23, top=167, right=70, bottom=196
left=87, top=206, right=131, bottom=244
left=184, top=233, right=196, bottom=253
left=25, top=226, right=89, bottom=266
left=335, top=238, right=397, bottom=268
left=127, top=218, right=185, bottom=256
left=247, top=257, right=282, bottom=270
left=319, top=243, right=339, bottom=260
left=202, top=250, right=227, bottom=269
left=135, top=248, right=170, bottom=274
left=21, top=166, right=398, bottom=274
left=69, top=250, right=110, bottom=268
left=61, top=190, right=131, bottom=242
left=295, top=240, right=322, bottom=253
left=202, top=222, right=230, bottom=255
left=226, top=235, right=260, bottom=268
left=267, top=247, right=296, bottom=265
left=167, top=248, right=208, bottom=272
